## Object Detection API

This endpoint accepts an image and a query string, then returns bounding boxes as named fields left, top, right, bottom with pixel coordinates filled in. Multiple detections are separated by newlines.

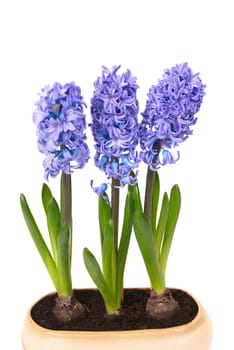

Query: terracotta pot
left=22, top=291, right=212, bottom=350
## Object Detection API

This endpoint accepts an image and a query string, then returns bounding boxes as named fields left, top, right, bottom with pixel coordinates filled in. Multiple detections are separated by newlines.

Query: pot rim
left=25, top=288, right=207, bottom=336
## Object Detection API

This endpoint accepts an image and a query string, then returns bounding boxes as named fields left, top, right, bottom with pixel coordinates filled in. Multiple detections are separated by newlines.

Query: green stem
left=60, top=172, right=72, bottom=288
left=144, top=168, right=155, bottom=222
left=60, top=172, right=72, bottom=228
left=111, top=177, right=120, bottom=250
left=144, top=139, right=162, bottom=222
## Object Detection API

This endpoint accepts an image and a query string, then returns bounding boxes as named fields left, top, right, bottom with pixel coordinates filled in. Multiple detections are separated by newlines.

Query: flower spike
left=33, top=82, right=90, bottom=179
left=139, top=63, right=206, bottom=169
left=90, top=65, right=140, bottom=186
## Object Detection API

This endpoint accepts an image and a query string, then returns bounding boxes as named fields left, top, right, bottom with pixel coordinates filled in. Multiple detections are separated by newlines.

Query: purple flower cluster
left=33, top=82, right=90, bottom=179
left=139, top=63, right=206, bottom=170
left=90, top=66, right=140, bottom=186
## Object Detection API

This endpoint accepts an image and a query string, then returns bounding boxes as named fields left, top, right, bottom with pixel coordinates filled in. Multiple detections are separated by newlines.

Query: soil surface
left=31, top=288, right=198, bottom=331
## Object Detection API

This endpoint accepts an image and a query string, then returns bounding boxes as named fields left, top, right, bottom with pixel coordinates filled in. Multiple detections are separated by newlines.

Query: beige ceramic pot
left=22, top=292, right=212, bottom=350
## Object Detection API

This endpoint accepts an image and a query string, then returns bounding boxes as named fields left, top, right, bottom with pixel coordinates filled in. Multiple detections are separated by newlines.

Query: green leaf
left=160, top=185, right=181, bottom=274
left=83, top=248, right=115, bottom=313
left=116, top=187, right=133, bottom=304
left=132, top=183, right=143, bottom=212
left=98, top=195, right=111, bottom=251
left=102, top=219, right=117, bottom=293
left=46, top=198, right=61, bottom=265
left=57, top=224, right=72, bottom=296
left=42, top=183, right=53, bottom=213
left=154, top=192, right=169, bottom=257
left=151, top=172, right=160, bottom=231
left=20, top=194, right=57, bottom=289
left=42, top=183, right=61, bottom=265
left=133, top=210, right=165, bottom=294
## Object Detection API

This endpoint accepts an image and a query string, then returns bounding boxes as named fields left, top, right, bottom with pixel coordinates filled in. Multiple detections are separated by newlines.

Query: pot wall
left=22, top=293, right=212, bottom=350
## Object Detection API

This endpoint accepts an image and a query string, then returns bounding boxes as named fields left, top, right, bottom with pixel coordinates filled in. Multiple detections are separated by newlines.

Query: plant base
left=52, top=295, right=87, bottom=322
left=146, top=288, right=181, bottom=320
left=22, top=288, right=213, bottom=350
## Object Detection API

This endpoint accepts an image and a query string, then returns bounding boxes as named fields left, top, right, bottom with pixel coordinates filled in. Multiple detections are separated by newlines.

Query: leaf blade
left=98, top=195, right=111, bottom=251
left=42, top=183, right=53, bottom=213
left=160, top=185, right=181, bottom=274
left=20, top=194, right=57, bottom=289
left=57, top=224, right=72, bottom=296
left=133, top=210, right=165, bottom=294
left=116, top=187, right=133, bottom=304
left=45, top=198, right=61, bottom=265
left=102, top=219, right=116, bottom=294
left=83, top=248, right=115, bottom=313
left=154, top=192, right=169, bottom=257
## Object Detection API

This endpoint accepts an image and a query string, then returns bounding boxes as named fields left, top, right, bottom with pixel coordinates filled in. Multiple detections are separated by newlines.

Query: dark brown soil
left=31, top=288, right=198, bottom=331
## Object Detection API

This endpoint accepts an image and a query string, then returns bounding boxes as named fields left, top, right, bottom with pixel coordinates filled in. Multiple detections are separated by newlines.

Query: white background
left=0, top=0, right=233, bottom=348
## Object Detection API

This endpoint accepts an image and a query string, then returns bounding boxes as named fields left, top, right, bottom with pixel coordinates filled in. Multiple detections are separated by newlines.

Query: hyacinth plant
left=20, top=63, right=205, bottom=323
left=20, top=82, right=90, bottom=322
left=83, top=66, right=140, bottom=314
left=133, top=62, right=206, bottom=319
